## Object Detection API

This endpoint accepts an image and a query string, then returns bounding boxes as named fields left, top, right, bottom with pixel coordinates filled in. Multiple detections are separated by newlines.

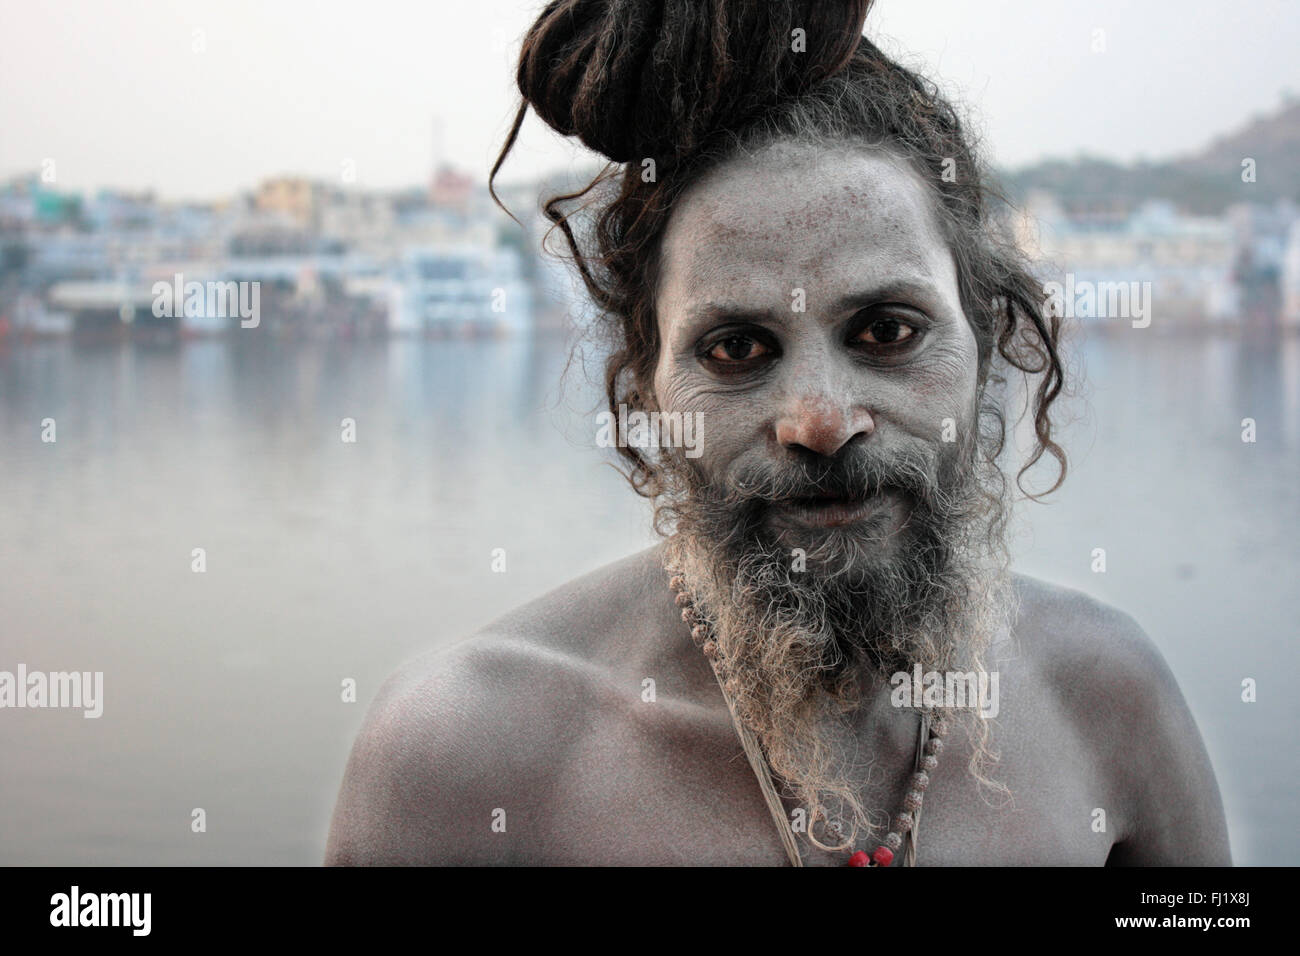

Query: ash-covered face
left=652, top=141, right=983, bottom=581
left=648, top=142, right=1013, bottom=848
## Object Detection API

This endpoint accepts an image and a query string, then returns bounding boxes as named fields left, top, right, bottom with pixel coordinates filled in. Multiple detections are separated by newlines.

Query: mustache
left=703, top=443, right=948, bottom=512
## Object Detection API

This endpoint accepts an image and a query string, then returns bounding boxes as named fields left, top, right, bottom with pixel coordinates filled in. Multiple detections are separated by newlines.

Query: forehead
left=657, top=142, right=955, bottom=315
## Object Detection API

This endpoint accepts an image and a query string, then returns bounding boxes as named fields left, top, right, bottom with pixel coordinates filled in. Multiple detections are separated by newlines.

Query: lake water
left=1, top=329, right=1297, bottom=865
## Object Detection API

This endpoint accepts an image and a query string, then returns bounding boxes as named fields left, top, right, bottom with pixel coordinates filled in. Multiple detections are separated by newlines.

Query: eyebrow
left=682, top=277, right=945, bottom=324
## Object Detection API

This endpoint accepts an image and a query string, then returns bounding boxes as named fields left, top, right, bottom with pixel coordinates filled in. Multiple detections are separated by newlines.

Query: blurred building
left=1227, top=199, right=1298, bottom=325
left=1283, top=219, right=1300, bottom=328
left=0, top=163, right=546, bottom=343
left=1017, top=192, right=1241, bottom=325
left=387, top=244, right=532, bottom=337
left=254, top=176, right=318, bottom=228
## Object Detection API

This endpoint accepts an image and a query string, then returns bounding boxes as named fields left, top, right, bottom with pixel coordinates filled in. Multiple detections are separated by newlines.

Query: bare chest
left=520, top=680, right=1120, bottom=866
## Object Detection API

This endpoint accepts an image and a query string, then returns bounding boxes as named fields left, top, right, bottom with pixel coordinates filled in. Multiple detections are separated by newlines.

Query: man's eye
left=706, top=336, right=771, bottom=363
left=855, top=317, right=917, bottom=346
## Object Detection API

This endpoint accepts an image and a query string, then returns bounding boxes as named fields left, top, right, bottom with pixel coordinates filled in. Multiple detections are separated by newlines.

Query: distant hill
left=1000, top=98, right=1300, bottom=215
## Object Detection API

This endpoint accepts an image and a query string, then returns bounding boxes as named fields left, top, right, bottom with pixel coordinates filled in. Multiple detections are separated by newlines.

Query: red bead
left=871, top=846, right=894, bottom=867
left=848, top=850, right=870, bottom=867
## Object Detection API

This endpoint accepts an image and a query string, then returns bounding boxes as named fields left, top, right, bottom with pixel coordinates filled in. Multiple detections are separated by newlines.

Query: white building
left=387, top=244, right=532, bottom=336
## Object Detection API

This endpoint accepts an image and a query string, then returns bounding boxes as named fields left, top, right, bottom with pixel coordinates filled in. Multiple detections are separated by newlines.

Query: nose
left=774, top=392, right=875, bottom=457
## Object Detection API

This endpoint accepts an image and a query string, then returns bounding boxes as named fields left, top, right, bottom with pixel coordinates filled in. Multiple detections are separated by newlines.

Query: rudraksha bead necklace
left=668, top=570, right=947, bottom=867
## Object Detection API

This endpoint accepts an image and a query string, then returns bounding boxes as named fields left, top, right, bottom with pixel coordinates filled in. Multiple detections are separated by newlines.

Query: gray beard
left=656, top=434, right=1017, bottom=849
left=659, top=432, right=1016, bottom=682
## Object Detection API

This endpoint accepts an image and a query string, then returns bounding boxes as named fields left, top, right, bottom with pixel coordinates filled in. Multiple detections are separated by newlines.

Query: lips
left=772, top=491, right=889, bottom=529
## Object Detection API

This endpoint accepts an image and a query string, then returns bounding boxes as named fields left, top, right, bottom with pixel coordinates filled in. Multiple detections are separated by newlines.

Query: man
left=324, top=138, right=1230, bottom=866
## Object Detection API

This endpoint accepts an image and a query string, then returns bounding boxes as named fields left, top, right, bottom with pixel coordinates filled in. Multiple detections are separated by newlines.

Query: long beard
left=657, top=427, right=1016, bottom=851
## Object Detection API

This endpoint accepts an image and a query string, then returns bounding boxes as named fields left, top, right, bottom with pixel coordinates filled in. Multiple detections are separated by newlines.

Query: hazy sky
left=2, top=0, right=1296, bottom=200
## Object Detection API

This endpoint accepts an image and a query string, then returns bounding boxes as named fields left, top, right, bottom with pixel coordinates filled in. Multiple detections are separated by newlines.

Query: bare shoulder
left=1010, top=573, right=1167, bottom=683
left=1008, top=573, right=1201, bottom=734
left=324, top=546, right=672, bottom=865
left=1008, top=573, right=1230, bottom=864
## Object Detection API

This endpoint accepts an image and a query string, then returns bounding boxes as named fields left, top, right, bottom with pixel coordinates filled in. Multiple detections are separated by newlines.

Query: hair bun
left=514, top=0, right=874, bottom=164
